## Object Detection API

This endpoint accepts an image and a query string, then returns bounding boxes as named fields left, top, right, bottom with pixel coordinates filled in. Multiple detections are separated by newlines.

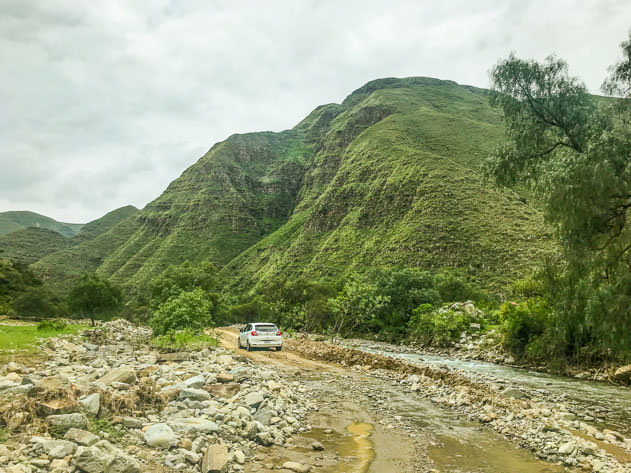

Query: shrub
left=150, top=288, right=214, bottom=336
left=434, top=270, right=489, bottom=303
left=68, top=273, right=122, bottom=325
left=499, top=298, right=549, bottom=357
left=37, top=319, right=67, bottom=332
left=151, top=328, right=219, bottom=351
left=408, top=306, right=469, bottom=346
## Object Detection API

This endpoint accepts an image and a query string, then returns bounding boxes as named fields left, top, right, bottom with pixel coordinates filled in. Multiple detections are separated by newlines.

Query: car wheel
left=246, top=342, right=252, bottom=351
left=276, top=346, right=282, bottom=352
left=237, top=337, right=242, bottom=349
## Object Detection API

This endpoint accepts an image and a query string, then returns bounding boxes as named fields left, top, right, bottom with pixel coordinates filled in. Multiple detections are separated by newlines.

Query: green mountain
left=0, top=228, right=72, bottom=264
left=72, top=205, right=139, bottom=244
left=0, top=206, right=137, bottom=280
left=32, top=77, right=554, bottom=295
left=0, top=211, right=83, bottom=237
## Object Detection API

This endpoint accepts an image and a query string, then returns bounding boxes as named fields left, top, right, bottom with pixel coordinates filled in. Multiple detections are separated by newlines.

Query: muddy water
left=348, top=341, right=631, bottom=437
left=378, top=377, right=568, bottom=473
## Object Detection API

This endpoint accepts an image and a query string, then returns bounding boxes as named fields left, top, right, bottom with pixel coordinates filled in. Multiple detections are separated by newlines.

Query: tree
left=150, top=287, right=215, bottom=336
left=149, top=261, right=218, bottom=309
left=67, top=273, right=123, bottom=325
left=328, top=277, right=388, bottom=343
left=13, top=285, right=65, bottom=318
left=485, top=35, right=631, bottom=360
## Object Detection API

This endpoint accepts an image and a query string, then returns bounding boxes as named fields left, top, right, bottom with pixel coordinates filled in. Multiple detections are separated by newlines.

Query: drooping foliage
left=486, top=35, right=631, bottom=361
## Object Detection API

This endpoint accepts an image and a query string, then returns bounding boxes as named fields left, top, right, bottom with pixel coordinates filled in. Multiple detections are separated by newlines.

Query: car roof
left=249, top=322, right=277, bottom=326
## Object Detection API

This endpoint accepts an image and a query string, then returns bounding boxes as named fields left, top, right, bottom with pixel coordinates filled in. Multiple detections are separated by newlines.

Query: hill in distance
left=32, top=77, right=555, bottom=295
left=1, top=206, right=138, bottom=267
left=0, top=211, right=83, bottom=237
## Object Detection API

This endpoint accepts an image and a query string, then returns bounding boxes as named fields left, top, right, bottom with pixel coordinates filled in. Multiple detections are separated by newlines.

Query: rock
left=41, top=439, right=76, bottom=458
left=503, top=388, right=528, bottom=400
left=183, top=374, right=206, bottom=388
left=6, top=361, right=25, bottom=373
left=157, top=352, right=190, bottom=362
left=168, top=418, right=219, bottom=434
left=179, top=387, right=211, bottom=401
left=217, top=355, right=233, bottom=364
left=49, top=458, right=70, bottom=471
left=244, top=391, right=264, bottom=409
left=255, top=431, right=273, bottom=446
left=580, top=440, right=598, bottom=455
left=143, top=423, right=178, bottom=449
left=603, top=429, right=624, bottom=441
left=613, top=365, right=631, bottom=384
left=74, top=440, right=141, bottom=473
left=64, top=428, right=100, bottom=446
left=542, top=421, right=562, bottom=433
left=37, top=399, right=78, bottom=416
left=254, top=407, right=274, bottom=425
left=558, top=441, right=576, bottom=455
left=281, top=461, right=312, bottom=473
left=78, top=393, right=101, bottom=417
left=268, top=381, right=283, bottom=391
left=311, top=441, right=324, bottom=451
left=47, top=413, right=89, bottom=433
left=204, top=383, right=240, bottom=399
left=216, top=372, right=234, bottom=383
left=201, top=444, right=228, bottom=473
left=112, top=416, right=143, bottom=429
left=97, top=367, right=137, bottom=386
left=233, top=449, right=246, bottom=464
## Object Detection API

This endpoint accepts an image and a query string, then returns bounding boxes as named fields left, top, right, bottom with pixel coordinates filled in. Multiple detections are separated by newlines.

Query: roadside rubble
left=286, top=338, right=631, bottom=473
left=0, top=320, right=314, bottom=473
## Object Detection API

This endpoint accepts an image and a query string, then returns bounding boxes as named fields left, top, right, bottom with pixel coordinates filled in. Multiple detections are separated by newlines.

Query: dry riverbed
left=0, top=322, right=629, bottom=472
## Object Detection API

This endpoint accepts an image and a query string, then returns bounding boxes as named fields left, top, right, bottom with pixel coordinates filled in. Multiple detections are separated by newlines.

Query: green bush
left=434, top=270, right=489, bottom=304
left=408, top=305, right=469, bottom=346
left=150, top=288, right=215, bottom=336
left=499, top=298, right=549, bottom=357
left=37, top=319, right=67, bottom=331
left=151, top=328, right=219, bottom=351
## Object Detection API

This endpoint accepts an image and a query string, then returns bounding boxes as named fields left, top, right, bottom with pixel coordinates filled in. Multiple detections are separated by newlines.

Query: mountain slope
left=0, top=228, right=72, bottom=264
left=0, top=211, right=83, bottom=237
left=32, top=77, right=555, bottom=295
left=72, top=205, right=139, bottom=244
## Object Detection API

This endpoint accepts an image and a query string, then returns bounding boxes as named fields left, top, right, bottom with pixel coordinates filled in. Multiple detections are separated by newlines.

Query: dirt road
left=213, top=327, right=421, bottom=473
left=212, top=328, right=570, bottom=473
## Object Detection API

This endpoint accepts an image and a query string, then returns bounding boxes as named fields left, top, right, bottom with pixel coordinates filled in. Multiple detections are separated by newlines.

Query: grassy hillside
left=0, top=228, right=72, bottom=264
left=72, top=205, right=138, bottom=244
left=32, top=77, right=555, bottom=296
left=0, top=211, right=83, bottom=237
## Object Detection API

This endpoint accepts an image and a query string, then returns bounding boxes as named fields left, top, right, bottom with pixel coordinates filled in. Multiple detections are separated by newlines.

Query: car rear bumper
left=250, top=341, right=282, bottom=347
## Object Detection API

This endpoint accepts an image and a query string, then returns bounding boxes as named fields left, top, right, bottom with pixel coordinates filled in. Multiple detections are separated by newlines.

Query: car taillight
left=276, top=330, right=282, bottom=336
left=251, top=330, right=258, bottom=336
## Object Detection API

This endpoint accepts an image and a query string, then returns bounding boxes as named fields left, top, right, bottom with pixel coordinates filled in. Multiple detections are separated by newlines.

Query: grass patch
left=151, top=329, right=218, bottom=351
left=88, top=418, right=125, bottom=442
left=0, top=320, right=88, bottom=356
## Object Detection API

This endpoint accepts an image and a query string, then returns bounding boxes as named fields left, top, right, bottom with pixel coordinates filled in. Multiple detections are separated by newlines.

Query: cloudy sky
left=1, top=0, right=629, bottom=223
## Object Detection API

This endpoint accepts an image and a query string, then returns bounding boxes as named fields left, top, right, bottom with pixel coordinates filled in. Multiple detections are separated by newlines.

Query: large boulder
left=47, top=413, right=89, bottom=433
left=97, top=367, right=137, bottom=386
left=179, top=387, right=210, bottom=401
left=78, top=393, right=101, bottom=417
left=40, top=439, right=76, bottom=459
left=244, top=391, right=264, bottom=409
left=201, top=444, right=228, bottom=473
left=64, top=428, right=100, bottom=446
left=74, top=440, right=141, bottom=473
left=168, top=418, right=219, bottom=434
left=143, top=423, right=178, bottom=449
left=613, top=365, right=631, bottom=384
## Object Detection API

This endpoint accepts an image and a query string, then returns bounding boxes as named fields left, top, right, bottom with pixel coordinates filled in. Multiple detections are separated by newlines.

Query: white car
left=237, top=322, right=282, bottom=351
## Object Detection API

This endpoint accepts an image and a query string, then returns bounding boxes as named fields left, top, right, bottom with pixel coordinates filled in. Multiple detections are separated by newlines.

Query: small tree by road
left=67, top=273, right=123, bottom=325
left=328, top=277, right=388, bottom=343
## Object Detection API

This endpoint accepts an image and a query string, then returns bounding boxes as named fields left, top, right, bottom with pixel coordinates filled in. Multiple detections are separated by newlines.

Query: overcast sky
left=1, top=0, right=629, bottom=223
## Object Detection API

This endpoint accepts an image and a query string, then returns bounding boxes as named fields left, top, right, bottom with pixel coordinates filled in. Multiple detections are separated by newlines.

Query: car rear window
left=255, top=324, right=278, bottom=332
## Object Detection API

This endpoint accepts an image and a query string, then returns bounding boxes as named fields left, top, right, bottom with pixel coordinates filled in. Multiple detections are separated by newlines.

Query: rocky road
left=1, top=322, right=630, bottom=473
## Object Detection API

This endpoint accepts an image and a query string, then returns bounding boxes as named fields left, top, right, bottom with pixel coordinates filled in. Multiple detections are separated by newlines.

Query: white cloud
left=0, top=0, right=629, bottom=222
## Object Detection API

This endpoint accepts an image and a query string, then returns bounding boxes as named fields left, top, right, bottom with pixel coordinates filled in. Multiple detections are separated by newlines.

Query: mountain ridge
left=30, top=76, right=555, bottom=295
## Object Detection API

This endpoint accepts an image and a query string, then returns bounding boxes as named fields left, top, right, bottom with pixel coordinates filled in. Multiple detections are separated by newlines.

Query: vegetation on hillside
left=0, top=211, right=83, bottom=237
left=0, top=227, right=71, bottom=264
